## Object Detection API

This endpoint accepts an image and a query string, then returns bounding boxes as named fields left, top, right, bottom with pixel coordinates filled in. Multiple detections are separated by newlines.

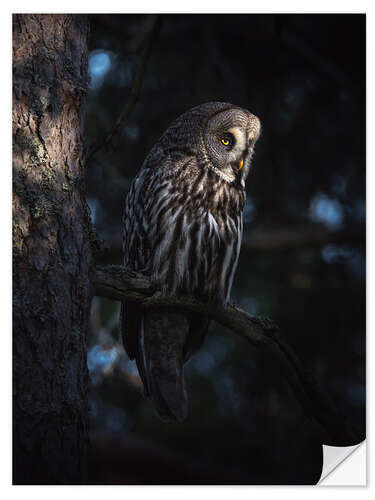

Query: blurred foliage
left=84, top=14, right=365, bottom=484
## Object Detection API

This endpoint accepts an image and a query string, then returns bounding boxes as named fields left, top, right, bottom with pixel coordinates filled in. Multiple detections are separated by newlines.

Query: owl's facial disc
left=204, top=108, right=260, bottom=186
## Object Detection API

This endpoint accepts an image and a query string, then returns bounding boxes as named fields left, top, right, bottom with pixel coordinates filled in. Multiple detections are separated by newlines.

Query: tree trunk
left=13, top=14, right=92, bottom=484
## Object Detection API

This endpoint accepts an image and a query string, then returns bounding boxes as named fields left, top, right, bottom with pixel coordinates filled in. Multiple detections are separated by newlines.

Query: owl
left=121, top=102, right=261, bottom=421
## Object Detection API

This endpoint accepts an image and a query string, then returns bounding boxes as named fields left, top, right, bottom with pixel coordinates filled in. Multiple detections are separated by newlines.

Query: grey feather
left=121, top=102, right=261, bottom=421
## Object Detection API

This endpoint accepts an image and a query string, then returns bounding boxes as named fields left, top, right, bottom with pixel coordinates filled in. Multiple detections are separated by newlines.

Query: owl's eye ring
left=220, top=134, right=234, bottom=148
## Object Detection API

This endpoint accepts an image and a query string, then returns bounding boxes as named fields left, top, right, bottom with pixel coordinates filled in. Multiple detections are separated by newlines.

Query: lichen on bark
left=13, top=14, right=93, bottom=484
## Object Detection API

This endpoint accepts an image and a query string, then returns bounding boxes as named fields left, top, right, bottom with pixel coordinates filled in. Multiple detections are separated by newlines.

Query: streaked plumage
left=121, top=102, right=261, bottom=421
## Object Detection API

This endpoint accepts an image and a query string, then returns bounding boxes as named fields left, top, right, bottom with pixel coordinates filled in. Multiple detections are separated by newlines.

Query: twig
left=93, top=264, right=360, bottom=446
left=86, top=15, right=162, bottom=163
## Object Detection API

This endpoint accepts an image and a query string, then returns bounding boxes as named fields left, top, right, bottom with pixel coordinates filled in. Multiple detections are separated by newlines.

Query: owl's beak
left=238, top=158, right=244, bottom=170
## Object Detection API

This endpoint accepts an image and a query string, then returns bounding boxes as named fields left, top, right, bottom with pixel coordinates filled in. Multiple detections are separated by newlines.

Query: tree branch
left=86, top=15, right=162, bottom=163
left=93, top=264, right=360, bottom=446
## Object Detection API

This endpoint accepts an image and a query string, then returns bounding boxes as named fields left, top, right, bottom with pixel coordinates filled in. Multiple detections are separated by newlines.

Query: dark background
left=84, top=14, right=365, bottom=485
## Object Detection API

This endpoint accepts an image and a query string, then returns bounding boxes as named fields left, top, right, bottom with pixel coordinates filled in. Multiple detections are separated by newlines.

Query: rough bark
left=13, top=14, right=92, bottom=484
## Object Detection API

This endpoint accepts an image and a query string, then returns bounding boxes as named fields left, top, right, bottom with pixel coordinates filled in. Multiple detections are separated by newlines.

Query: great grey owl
left=121, top=102, right=261, bottom=422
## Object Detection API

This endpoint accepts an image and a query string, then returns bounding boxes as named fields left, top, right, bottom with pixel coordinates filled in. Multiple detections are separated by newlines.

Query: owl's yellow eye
left=220, top=133, right=234, bottom=149
left=220, top=136, right=232, bottom=147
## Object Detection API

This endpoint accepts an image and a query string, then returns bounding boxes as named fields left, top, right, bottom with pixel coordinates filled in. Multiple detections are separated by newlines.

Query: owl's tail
left=141, top=308, right=189, bottom=422
left=121, top=303, right=189, bottom=422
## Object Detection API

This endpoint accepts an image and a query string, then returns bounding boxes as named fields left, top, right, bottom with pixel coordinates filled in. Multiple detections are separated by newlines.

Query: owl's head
left=159, top=102, right=261, bottom=188
left=202, top=105, right=261, bottom=187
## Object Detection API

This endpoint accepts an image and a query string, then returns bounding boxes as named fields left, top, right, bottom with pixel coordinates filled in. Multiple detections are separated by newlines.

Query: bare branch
left=93, top=264, right=360, bottom=446
left=86, top=15, right=162, bottom=163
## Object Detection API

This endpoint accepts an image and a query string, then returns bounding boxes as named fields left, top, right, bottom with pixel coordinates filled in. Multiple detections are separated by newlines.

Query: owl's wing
left=121, top=158, right=212, bottom=420
left=121, top=163, right=189, bottom=418
left=121, top=166, right=152, bottom=362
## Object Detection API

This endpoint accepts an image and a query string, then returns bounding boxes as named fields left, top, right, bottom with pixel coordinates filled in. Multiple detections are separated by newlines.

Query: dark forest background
left=84, top=14, right=365, bottom=484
